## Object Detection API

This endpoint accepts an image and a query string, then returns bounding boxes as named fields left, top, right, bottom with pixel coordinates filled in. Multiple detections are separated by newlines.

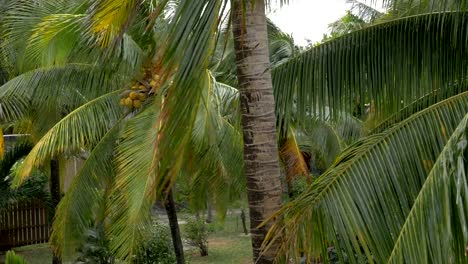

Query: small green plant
left=289, top=176, right=309, bottom=198
left=185, top=218, right=208, bottom=256
left=133, top=221, right=176, bottom=264
left=5, top=250, right=27, bottom=264
left=75, top=224, right=115, bottom=264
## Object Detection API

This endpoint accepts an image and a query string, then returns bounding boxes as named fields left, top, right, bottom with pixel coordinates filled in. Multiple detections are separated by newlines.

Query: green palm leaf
left=0, top=64, right=128, bottom=123
left=107, top=104, right=160, bottom=260
left=387, top=114, right=467, bottom=264
left=153, top=0, right=223, bottom=195
left=25, top=13, right=85, bottom=66
left=1, top=0, right=85, bottom=70
left=50, top=120, right=123, bottom=259
left=188, top=75, right=244, bottom=214
left=12, top=90, right=124, bottom=187
left=272, top=12, right=468, bottom=129
left=86, top=0, right=140, bottom=48
left=264, top=91, right=468, bottom=263
left=371, top=84, right=464, bottom=134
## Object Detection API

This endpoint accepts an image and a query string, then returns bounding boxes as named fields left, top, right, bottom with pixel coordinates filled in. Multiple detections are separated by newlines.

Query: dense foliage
left=185, top=219, right=209, bottom=257
left=133, top=221, right=177, bottom=264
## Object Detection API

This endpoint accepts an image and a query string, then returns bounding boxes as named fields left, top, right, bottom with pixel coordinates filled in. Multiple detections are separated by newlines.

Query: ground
left=0, top=209, right=252, bottom=264
left=187, top=211, right=252, bottom=264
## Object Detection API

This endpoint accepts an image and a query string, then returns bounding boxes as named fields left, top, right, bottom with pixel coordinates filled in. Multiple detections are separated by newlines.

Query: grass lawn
left=0, top=244, right=52, bottom=264
left=187, top=235, right=252, bottom=264
left=0, top=210, right=253, bottom=264
left=186, top=211, right=253, bottom=263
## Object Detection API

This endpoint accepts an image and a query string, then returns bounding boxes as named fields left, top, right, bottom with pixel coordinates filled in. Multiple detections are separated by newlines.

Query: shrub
left=5, top=251, right=26, bottom=264
left=289, top=176, right=309, bottom=198
left=75, top=224, right=115, bottom=264
left=133, top=221, right=176, bottom=264
left=184, top=218, right=208, bottom=256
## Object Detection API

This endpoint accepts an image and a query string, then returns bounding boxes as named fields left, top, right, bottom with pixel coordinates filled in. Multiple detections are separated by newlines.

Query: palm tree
left=0, top=2, right=298, bottom=264
left=231, top=0, right=284, bottom=261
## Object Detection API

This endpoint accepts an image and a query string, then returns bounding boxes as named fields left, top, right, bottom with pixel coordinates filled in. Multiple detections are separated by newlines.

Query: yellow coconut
left=129, top=91, right=139, bottom=100
left=138, top=93, right=147, bottom=101
left=133, top=99, right=142, bottom=108
left=125, top=98, right=133, bottom=107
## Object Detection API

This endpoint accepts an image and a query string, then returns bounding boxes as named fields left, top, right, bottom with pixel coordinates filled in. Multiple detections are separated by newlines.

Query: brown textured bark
left=50, top=159, right=62, bottom=264
left=240, top=209, right=249, bottom=235
left=164, top=189, right=185, bottom=264
left=231, top=0, right=283, bottom=262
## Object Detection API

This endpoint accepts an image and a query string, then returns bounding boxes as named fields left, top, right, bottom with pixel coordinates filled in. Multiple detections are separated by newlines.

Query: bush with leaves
left=5, top=250, right=26, bottom=264
left=184, top=218, right=209, bottom=256
left=133, top=221, right=176, bottom=264
left=0, top=143, right=50, bottom=214
left=75, top=224, right=115, bottom=264
left=289, top=177, right=310, bottom=199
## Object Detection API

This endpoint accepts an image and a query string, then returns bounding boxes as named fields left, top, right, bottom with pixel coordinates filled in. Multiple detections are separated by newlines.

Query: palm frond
left=272, top=12, right=468, bottom=131
left=153, top=0, right=223, bottom=195
left=346, top=0, right=384, bottom=22
left=87, top=0, right=141, bottom=48
left=107, top=105, right=160, bottom=261
left=11, top=90, right=124, bottom=187
left=0, top=141, right=33, bottom=180
left=365, top=0, right=468, bottom=12
left=188, top=75, right=244, bottom=214
left=295, top=121, right=345, bottom=175
left=50, top=120, right=122, bottom=259
left=264, top=92, right=468, bottom=263
left=1, top=0, right=85, bottom=70
left=0, top=64, right=129, bottom=124
left=25, top=13, right=84, bottom=66
left=279, top=130, right=310, bottom=185
left=387, top=114, right=467, bottom=264
left=371, top=84, right=464, bottom=134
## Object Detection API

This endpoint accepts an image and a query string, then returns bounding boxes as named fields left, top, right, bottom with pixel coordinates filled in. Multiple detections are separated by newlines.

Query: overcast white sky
left=268, top=0, right=349, bottom=46
left=268, top=0, right=386, bottom=46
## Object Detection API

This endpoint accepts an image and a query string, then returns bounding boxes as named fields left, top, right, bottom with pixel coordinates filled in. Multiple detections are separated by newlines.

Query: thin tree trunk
left=231, top=0, right=283, bottom=262
left=240, top=209, right=248, bottom=235
left=164, top=189, right=185, bottom=264
left=206, top=201, right=213, bottom=223
left=50, top=159, right=62, bottom=264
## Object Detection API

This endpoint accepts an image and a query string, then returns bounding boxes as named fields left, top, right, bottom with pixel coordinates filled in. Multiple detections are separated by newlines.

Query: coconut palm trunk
left=164, top=188, right=185, bottom=264
left=231, top=0, right=283, bottom=262
left=50, top=159, right=62, bottom=264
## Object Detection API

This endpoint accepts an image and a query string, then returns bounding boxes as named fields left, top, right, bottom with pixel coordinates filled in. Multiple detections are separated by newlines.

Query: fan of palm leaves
left=264, top=92, right=468, bottom=263
left=273, top=11, right=468, bottom=131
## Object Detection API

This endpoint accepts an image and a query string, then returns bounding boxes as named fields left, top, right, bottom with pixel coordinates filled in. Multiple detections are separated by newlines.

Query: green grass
left=1, top=244, right=52, bottom=264
left=0, top=210, right=253, bottom=264
left=185, top=210, right=253, bottom=264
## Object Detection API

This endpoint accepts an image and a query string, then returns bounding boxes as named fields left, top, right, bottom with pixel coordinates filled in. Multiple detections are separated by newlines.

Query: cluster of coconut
left=120, top=69, right=161, bottom=110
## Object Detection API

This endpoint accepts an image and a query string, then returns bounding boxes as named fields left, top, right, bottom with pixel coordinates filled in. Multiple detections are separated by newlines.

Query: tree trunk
left=240, top=209, right=249, bottom=235
left=231, top=0, right=283, bottom=263
left=164, top=189, right=185, bottom=264
left=50, top=159, right=62, bottom=264
left=206, top=201, right=213, bottom=223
